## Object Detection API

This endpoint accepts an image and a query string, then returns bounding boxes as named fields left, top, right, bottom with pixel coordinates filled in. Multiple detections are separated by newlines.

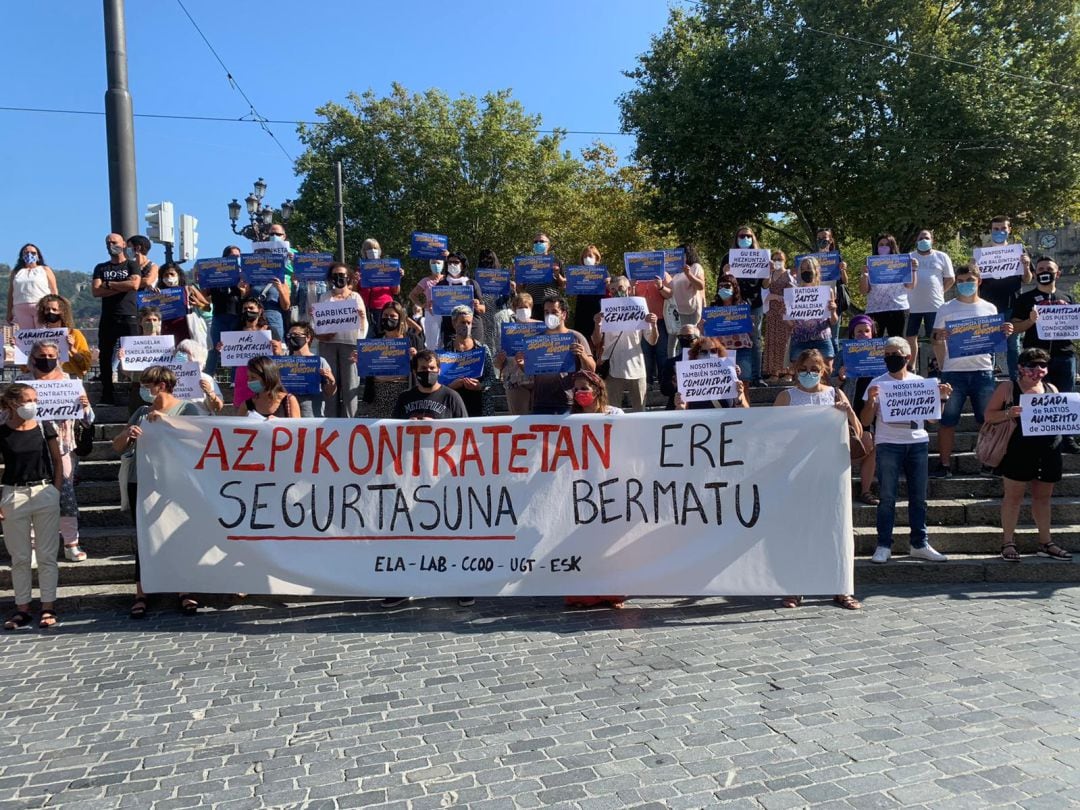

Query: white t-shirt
left=933, top=298, right=998, bottom=372
left=907, top=250, right=955, bottom=313
left=865, top=372, right=931, bottom=445
left=602, top=329, right=648, bottom=380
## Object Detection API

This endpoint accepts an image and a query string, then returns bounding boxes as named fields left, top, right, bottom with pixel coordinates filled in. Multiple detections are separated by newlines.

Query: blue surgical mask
left=248, top=379, right=265, bottom=394
left=139, top=387, right=155, bottom=403
left=737, top=236, right=753, bottom=249
left=270, top=234, right=284, bottom=243
left=717, top=288, right=733, bottom=301
left=956, top=281, right=978, bottom=297
left=916, top=239, right=932, bottom=252
left=798, top=371, right=820, bottom=388
left=174, top=352, right=189, bottom=363
left=532, top=241, right=547, bottom=255
left=991, top=231, right=1006, bottom=244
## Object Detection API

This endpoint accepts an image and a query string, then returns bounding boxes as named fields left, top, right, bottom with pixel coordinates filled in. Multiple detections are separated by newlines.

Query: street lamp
left=227, top=178, right=294, bottom=242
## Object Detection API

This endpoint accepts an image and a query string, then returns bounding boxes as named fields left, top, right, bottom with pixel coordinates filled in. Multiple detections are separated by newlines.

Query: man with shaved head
left=92, top=233, right=144, bottom=405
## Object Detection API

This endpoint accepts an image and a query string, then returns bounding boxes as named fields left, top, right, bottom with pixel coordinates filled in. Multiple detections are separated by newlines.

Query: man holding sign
left=977, top=215, right=1032, bottom=379
left=524, top=296, right=595, bottom=415
left=591, top=277, right=659, bottom=412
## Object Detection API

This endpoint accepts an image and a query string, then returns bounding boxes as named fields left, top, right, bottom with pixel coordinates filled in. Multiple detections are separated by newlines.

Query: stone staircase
left=2, top=375, right=1078, bottom=605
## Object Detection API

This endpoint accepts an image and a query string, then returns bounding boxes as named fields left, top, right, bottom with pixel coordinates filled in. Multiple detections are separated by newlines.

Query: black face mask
left=817, top=239, right=830, bottom=250
left=42, top=311, right=62, bottom=324
left=286, top=335, right=307, bottom=350
left=416, top=370, right=439, bottom=388
left=800, top=270, right=815, bottom=283
left=676, top=336, right=695, bottom=348
left=33, top=357, right=58, bottom=373
left=331, top=276, right=349, bottom=289
left=884, top=355, right=907, bottom=373
left=382, top=319, right=399, bottom=331
left=1037, top=272, right=1054, bottom=285
left=243, top=310, right=259, bottom=322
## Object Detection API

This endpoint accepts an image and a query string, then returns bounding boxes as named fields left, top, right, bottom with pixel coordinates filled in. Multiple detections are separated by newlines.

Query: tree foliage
left=620, top=0, right=1080, bottom=254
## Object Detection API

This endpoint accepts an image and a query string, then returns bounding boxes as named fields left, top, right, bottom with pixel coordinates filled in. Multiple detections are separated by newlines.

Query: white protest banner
left=877, top=377, right=941, bottom=421
left=1020, top=392, right=1080, bottom=436
left=727, top=248, right=771, bottom=279
left=675, top=358, right=738, bottom=402
left=973, top=243, right=1023, bottom=280
left=119, top=335, right=175, bottom=372
left=311, top=298, right=360, bottom=335
left=599, top=296, right=650, bottom=333
left=783, top=286, right=831, bottom=321
left=220, top=330, right=272, bottom=367
left=136, top=410, right=854, bottom=597
left=166, top=362, right=204, bottom=400
left=13, top=328, right=70, bottom=365
left=1035, top=304, right=1080, bottom=342
left=26, top=378, right=85, bottom=421
left=251, top=239, right=292, bottom=256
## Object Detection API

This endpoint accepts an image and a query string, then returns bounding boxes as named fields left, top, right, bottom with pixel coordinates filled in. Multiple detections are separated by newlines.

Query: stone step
left=851, top=497, right=1080, bottom=527
left=853, top=526, right=1076, bottom=555
left=928, top=450, right=1080, bottom=475
left=72, top=459, right=120, bottom=480
left=853, top=555, right=1080, bottom=584
left=852, top=473, right=1080, bottom=499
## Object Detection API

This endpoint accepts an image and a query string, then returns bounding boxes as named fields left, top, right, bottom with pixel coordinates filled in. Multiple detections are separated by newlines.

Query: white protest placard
left=877, top=377, right=941, bottom=421
left=1020, top=392, right=1080, bottom=436
left=1035, top=304, right=1080, bottom=341
left=727, top=248, right=771, bottom=279
left=26, top=378, right=85, bottom=422
left=783, top=286, right=831, bottom=321
left=166, top=362, right=204, bottom=400
left=13, top=328, right=70, bottom=365
left=973, top=243, right=1023, bottom=280
left=311, top=298, right=360, bottom=335
left=136, top=408, right=854, bottom=597
left=675, top=357, right=739, bottom=402
left=251, top=239, right=292, bottom=256
left=599, top=296, right=650, bottom=333
left=119, top=335, right=176, bottom=372
left=220, top=330, right=272, bottom=367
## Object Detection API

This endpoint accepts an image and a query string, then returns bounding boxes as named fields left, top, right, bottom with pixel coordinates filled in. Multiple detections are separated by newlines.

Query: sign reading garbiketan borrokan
left=137, top=410, right=854, bottom=597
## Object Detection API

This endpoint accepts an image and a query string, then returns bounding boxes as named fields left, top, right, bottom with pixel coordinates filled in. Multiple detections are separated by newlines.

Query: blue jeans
left=749, top=307, right=763, bottom=381
left=1049, top=354, right=1075, bottom=394
left=642, top=319, right=669, bottom=384
left=940, top=370, right=995, bottom=427
left=263, top=308, right=285, bottom=341
left=206, top=313, right=239, bottom=376
left=735, top=348, right=752, bottom=383
left=876, top=441, right=929, bottom=549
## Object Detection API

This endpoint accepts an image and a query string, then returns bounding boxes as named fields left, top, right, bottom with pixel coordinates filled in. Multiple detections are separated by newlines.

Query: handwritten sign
left=728, top=249, right=771, bottom=279
left=26, top=378, right=85, bottom=421
left=523, top=333, right=577, bottom=375
left=973, top=244, right=1023, bottom=280
left=1020, top=392, right=1080, bottom=436
left=475, top=267, right=511, bottom=297
left=841, top=339, right=889, bottom=377
left=194, top=257, right=241, bottom=289
left=676, top=357, right=738, bottom=402
left=359, top=259, right=402, bottom=288
left=501, top=322, right=545, bottom=356
left=220, top=330, right=272, bottom=368
left=276, top=356, right=323, bottom=395
left=794, top=251, right=841, bottom=283
left=945, top=314, right=1006, bottom=358
left=13, top=328, right=70, bottom=365
left=599, top=296, right=650, bottom=333
left=311, top=298, right=360, bottom=335
left=878, top=377, right=942, bottom=421
left=119, top=335, right=175, bottom=372
left=663, top=249, right=686, bottom=276
left=240, top=253, right=286, bottom=287
left=292, top=253, right=335, bottom=283
left=513, top=255, right=555, bottom=285
left=165, top=362, right=204, bottom=400
left=783, top=286, right=831, bottom=321
left=564, top=265, right=608, bottom=296
left=702, top=305, right=752, bottom=337
left=437, top=348, right=486, bottom=384
left=624, top=251, right=665, bottom=282
left=867, top=255, right=912, bottom=285
left=356, top=338, right=411, bottom=377
left=410, top=232, right=448, bottom=260
left=431, top=285, right=474, bottom=316
left=1035, top=304, right=1080, bottom=341
left=137, top=287, right=186, bottom=320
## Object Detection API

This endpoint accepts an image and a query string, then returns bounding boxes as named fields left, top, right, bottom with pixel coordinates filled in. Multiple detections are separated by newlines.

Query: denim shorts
left=940, top=370, right=996, bottom=427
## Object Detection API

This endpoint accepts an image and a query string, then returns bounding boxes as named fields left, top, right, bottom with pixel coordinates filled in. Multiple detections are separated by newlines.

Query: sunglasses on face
left=1021, top=362, right=1048, bottom=369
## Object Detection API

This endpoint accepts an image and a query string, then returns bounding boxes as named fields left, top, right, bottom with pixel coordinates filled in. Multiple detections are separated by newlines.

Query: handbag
left=596, top=333, right=624, bottom=380
left=850, top=428, right=873, bottom=462
left=974, top=388, right=1015, bottom=468
left=835, top=280, right=851, bottom=314
left=74, top=421, right=94, bottom=458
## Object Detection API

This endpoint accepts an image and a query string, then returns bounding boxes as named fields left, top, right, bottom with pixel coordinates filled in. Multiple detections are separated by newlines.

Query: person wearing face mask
left=493, top=293, right=538, bottom=415
left=570, top=245, right=608, bottom=336
left=719, top=228, right=767, bottom=384
left=981, top=215, right=1033, bottom=380
left=660, top=325, right=700, bottom=409
left=814, top=228, right=850, bottom=359
left=282, top=323, right=336, bottom=418
left=226, top=297, right=281, bottom=411
left=709, top=272, right=754, bottom=383
left=92, top=233, right=145, bottom=405
left=787, top=257, right=839, bottom=375
left=517, top=232, right=565, bottom=320
left=121, top=307, right=169, bottom=416
left=905, top=229, right=954, bottom=373
left=931, top=262, right=1014, bottom=478
left=859, top=233, right=917, bottom=339
left=862, top=338, right=953, bottom=565
left=356, top=238, right=402, bottom=338
left=475, top=248, right=508, bottom=357
left=203, top=245, right=246, bottom=376
left=239, top=356, right=301, bottom=419
left=7, top=243, right=58, bottom=329
left=391, top=350, right=467, bottom=420
left=0, top=383, right=64, bottom=629
left=763, top=251, right=794, bottom=384
left=985, top=348, right=1072, bottom=561
left=522, top=296, right=596, bottom=415
left=773, top=349, right=864, bottom=610
left=673, top=338, right=750, bottom=410
left=171, top=339, right=224, bottom=415
left=357, top=302, right=423, bottom=418
left=432, top=252, right=486, bottom=347
left=443, top=306, right=496, bottom=417
left=666, top=243, right=707, bottom=356
left=314, top=262, right=366, bottom=418
left=589, top=276, right=658, bottom=412
left=409, top=251, right=446, bottom=326
left=157, top=262, right=210, bottom=345
left=35, top=295, right=92, bottom=378
left=126, top=234, right=159, bottom=290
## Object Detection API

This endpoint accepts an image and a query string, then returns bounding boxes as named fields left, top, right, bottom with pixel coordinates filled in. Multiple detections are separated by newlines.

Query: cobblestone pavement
left=2, top=585, right=1079, bottom=809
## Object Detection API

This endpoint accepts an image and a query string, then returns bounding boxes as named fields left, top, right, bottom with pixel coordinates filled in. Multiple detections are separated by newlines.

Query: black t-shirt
left=210, top=286, right=243, bottom=318
left=1013, top=287, right=1075, bottom=357
left=0, top=422, right=56, bottom=485
left=392, top=385, right=467, bottom=420
left=979, top=248, right=1028, bottom=313
left=92, top=259, right=144, bottom=320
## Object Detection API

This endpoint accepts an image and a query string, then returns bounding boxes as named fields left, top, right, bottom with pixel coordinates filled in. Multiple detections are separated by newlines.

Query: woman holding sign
left=787, top=256, right=839, bottom=375
left=762, top=251, right=794, bottom=384
left=709, top=272, right=754, bottom=383
left=314, top=262, right=366, bottom=418
left=721, top=227, right=767, bottom=384
left=859, top=233, right=916, bottom=339
left=284, top=323, right=335, bottom=418
left=358, top=302, right=423, bottom=419
left=356, top=238, right=401, bottom=339
left=443, top=306, right=496, bottom=417
left=8, top=243, right=57, bottom=329
left=433, top=252, right=486, bottom=346
left=156, top=263, right=209, bottom=345
left=37, top=294, right=92, bottom=379
left=673, top=338, right=750, bottom=410
left=986, top=348, right=1072, bottom=561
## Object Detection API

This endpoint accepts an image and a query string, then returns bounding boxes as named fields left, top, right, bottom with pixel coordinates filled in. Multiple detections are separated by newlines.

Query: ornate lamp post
left=227, top=177, right=293, bottom=241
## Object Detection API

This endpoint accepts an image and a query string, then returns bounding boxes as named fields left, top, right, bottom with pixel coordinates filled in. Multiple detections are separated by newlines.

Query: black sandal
left=179, top=596, right=199, bottom=616
left=1001, top=543, right=1021, bottom=562
left=38, top=610, right=58, bottom=629
left=1038, top=543, right=1073, bottom=560
left=4, top=610, right=33, bottom=630
left=129, top=598, right=148, bottom=620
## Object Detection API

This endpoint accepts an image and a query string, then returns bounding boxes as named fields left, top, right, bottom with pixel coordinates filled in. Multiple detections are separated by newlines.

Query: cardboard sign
left=1020, top=392, right=1080, bottom=436
left=431, top=285, right=474, bottom=316
left=523, top=333, right=577, bottom=375
left=277, top=356, right=323, bottom=395
left=783, top=286, right=831, bottom=321
left=599, top=296, right=650, bottom=333
left=137, top=287, right=186, bottom=320
left=794, top=251, right=841, bottom=283
left=410, top=232, right=448, bottom=260
left=1034, top=304, right=1080, bottom=341
left=356, top=338, right=411, bottom=377
left=359, top=259, right=402, bottom=288
left=13, top=328, right=70, bottom=365
left=240, top=253, right=287, bottom=287
left=475, top=268, right=511, bottom=297
left=867, top=255, right=912, bottom=285
left=676, top=357, right=739, bottom=402
left=437, top=348, right=486, bottom=384
left=701, top=305, right=752, bottom=337
left=500, top=322, right=546, bottom=356
left=877, top=377, right=942, bottom=421
left=513, top=255, right=555, bottom=285
left=311, top=298, right=360, bottom=335
left=973, top=244, right=1023, bottom=280
left=623, top=251, right=665, bottom=282
left=728, top=249, right=771, bottom=279
left=841, top=339, right=889, bottom=377
left=292, top=253, right=335, bottom=283
left=945, top=314, right=1006, bottom=358
left=563, top=265, right=609, bottom=296
left=26, top=378, right=85, bottom=421
left=119, top=335, right=175, bottom=371
left=194, top=257, right=241, bottom=289
left=220, top=330, right=272, bottom=368
left=165, top=362, right=204, bottom=400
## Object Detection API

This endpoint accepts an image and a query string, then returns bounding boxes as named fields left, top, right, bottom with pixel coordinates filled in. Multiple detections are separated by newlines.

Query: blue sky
left=2, top=1, right=676, bottom=274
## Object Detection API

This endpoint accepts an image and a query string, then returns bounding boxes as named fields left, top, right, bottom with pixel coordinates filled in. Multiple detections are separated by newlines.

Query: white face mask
left=545, top=313, right=561, bottom=330
left=365, top=248, right=380, bottom=260
left=15, top=402, right=37, bottom=420
left=161, top=275, right=179, bottom=287
left=582, top=256, right=597, bottom=266
left=447, top=264, right=462, bottom=278
left=772, top=260, right=783, bottom=271
left=515, top=308, right=531, bottom=322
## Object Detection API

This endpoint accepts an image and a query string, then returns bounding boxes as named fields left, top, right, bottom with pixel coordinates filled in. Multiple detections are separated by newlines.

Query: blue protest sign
left=475, top=267, right=511, bottom=296
left=277, top=355, right=323, bottom=395
left=663, top=249, right=686, bottom=275
left=410, top=232, right=448, bottom=259
left=437, top=348, right=486, bottom=384
left=841, top=339, right=888, bottom=377
left=356, top=338, right=411, bottom=377
left=513, top=255, right=555, bottom=285
left=623, top=251, right=665, bottom=282
left=240, top=253, right=286, bottom=286
left=867, top=255, right=912, bottom=285
left=564, top=265, right=609, bottom=296
left=794, top=251, right=841, bottom=283
left=431, top=285, right=474, bottom=316
left=292, top=253, right=335, bottom=283
left=137, top=287, right=186, bottom=320
left=945, top=314, right=1006, bottom=358
left=360, top=259, right=402, bottom=288
left=500, top=322, right=546, bottom=355
left=523, top=332, right=577, bottom=375
left=701, top=305, right=752, bottom=337
left=194, top=257, right=240, bottom=289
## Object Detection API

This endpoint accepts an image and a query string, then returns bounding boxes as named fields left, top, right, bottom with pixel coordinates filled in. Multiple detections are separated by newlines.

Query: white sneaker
left=910, top=545, right=948, bottom=562
left=871, top=546, right=891, bottom=564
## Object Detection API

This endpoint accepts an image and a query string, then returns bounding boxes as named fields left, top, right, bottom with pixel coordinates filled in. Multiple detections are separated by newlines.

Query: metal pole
left=103, top=0, right=138, bottom=237
left=334, top=161, right=346, bottom=262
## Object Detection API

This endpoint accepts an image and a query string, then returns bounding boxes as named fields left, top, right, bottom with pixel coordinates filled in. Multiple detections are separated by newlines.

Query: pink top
left=360, top=286, right=396, bottom=313
left=233, top=366, right=253, bottom=408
